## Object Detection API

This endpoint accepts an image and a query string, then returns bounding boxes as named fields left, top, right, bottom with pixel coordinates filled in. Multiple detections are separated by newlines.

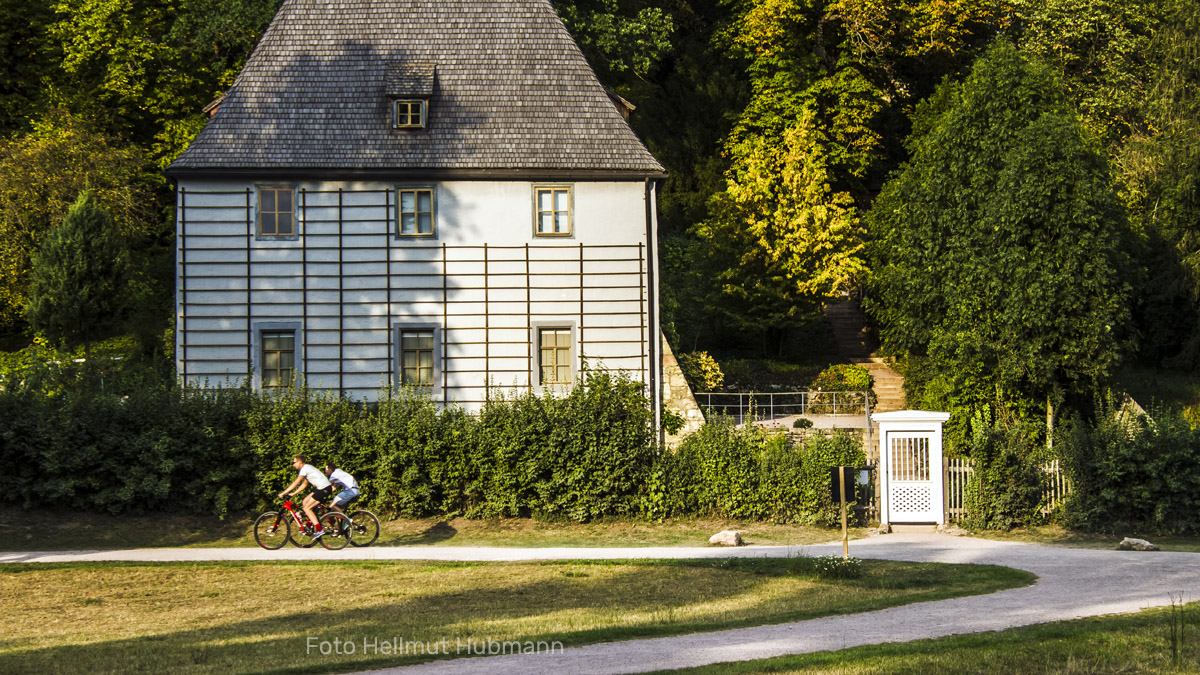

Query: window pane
left=279, top=335, right=294, bottom=351
left=278, top=189, right=292, bottom=212
left=417, top=191, right=431, bottom=212
left=556, top=330, right=570, bottom=347
left=538, top=213, right=553, bottom=233
left=418, top=213, right=432, bottom=234
left=418, top=367, right=432, bottom=384
left=401, top=214, right=416, bottom=234
left=261, top=189, right=276, bottom=212
left=418, top=334, right=433, bottom=349
left=402, top=352, right=417, bottom=368
left=265, top=351, right=279, bottom=371
left=401, top=191, right=415, bottom=211
left=557, top=365, right=570, bottom=383
left=555, top=213, right=568, bottom=233
left=403, top=367, right=417, bottom=383
left=554, top=189, right=568, bottom=211
left=277, top=212, right=293, bottom=236
left=419, top=351, right=432, bottom=368
left=541, top=366, right=554, bottom=384
left=280, top=352, right=294, bottom=370
left=261, top=213, right=276, bottom=235
left=540, top=331, right=554, bottom=349
left=401, top=333, right=416, bottom=349
left=538, top=190, right=552, bottom=211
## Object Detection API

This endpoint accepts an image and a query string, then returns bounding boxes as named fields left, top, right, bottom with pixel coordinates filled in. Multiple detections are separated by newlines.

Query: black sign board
left=829, top=466, right=856, bottom=503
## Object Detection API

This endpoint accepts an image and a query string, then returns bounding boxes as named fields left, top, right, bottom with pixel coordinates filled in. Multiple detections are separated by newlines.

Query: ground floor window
left=261, top=331, right=295, bottom=388
left=400, top=329, right=435, bottom=386
left=539, top=328, right=572, bottom=385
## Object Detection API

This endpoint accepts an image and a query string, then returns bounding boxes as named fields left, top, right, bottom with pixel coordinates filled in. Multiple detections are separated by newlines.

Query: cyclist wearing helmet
left=278, top=455, right=333, bottom=537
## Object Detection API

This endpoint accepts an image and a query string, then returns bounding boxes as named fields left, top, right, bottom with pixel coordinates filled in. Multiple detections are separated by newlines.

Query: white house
left=166, top=0, right=666, bottom=421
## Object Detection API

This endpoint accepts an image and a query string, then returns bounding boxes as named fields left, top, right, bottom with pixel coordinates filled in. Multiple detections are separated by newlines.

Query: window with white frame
left=534, top=186, right=571, bottom=236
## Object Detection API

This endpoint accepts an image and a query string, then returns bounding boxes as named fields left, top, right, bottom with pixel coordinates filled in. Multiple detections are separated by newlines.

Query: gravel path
left=4, top=534, right=1197, bottom=674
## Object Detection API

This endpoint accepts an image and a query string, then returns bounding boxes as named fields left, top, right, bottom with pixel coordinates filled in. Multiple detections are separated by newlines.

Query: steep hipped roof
left=168, top=0, right=664, bottom=178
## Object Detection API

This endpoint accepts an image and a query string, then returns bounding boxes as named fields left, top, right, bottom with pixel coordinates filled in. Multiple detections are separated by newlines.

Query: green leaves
left=868, top=40, right=1131, bottom=419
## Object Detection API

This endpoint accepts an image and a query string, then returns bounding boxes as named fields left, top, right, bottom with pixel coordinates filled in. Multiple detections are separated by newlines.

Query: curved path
left=5, top=535, right=1199, bottom=674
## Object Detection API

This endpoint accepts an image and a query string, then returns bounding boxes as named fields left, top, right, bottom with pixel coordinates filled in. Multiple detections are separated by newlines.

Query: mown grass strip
left=0, top=558, right=1031, bottom=674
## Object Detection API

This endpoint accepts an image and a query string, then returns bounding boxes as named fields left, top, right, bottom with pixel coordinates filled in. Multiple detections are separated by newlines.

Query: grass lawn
left=2, top=508, right=863, bottom=551
left=658, top=601, right=1200, bottom=674
left=965, top=525, right=1200, bottom=553
left=0, top=557, right=1031, bottom=674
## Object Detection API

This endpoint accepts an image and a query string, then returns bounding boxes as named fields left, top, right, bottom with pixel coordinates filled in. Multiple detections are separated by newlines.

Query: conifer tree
left=26, top=191, right=130, bottom=358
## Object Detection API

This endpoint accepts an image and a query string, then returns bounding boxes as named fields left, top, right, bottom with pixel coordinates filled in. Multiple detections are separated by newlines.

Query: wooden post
left=840, top=465, right=849, bottom=559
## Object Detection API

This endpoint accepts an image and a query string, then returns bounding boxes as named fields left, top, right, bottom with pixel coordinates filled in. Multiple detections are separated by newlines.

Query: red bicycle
left=253, top=499, right=351, bottom=550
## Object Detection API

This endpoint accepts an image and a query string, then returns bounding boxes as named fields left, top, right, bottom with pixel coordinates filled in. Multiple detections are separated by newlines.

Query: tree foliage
left=0, top=111, right=153, bottom=329
left=698, top=111, right=866, bottom=338
left=27, top=191, right=131, bottom=355
left=867, top=40, right=1132, bottom=425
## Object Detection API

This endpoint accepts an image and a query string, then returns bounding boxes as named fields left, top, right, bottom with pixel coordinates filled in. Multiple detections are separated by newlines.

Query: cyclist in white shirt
left=278, top=455, right=333, bottom=537
left=324, top=464, right=360, bottom=514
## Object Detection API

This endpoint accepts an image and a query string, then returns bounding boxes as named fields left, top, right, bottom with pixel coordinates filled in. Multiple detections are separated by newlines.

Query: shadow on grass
left=0, top=558, right=1033, bottom=674
left=385, top=520, right=458, bottom=546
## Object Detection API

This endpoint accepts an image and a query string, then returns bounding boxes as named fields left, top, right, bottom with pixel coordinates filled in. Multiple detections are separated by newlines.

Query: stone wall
left=662, top=336, right=704, bottom=446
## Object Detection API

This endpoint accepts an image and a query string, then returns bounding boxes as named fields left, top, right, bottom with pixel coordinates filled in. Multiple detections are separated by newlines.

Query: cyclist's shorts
left=333, top=487, right=360, bottom=508
left=312, top=486, right=333, bottom=503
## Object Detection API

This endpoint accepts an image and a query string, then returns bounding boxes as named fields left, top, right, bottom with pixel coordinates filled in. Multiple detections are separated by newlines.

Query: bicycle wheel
left=289, top=515, right=321, bottom=548
left=253, top=511, right=290, bottom=550
left=347, top=509, right=380, bottom=547
left=318, top=512, right=351, bottom=550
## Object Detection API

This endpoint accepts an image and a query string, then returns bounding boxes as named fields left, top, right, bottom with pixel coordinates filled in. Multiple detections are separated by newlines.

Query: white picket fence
left=944, top=458, right=1071, bottom=522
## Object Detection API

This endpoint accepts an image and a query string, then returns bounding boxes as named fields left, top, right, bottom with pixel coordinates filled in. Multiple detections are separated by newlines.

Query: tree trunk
left=1046, top=394, right=1055, bottom=450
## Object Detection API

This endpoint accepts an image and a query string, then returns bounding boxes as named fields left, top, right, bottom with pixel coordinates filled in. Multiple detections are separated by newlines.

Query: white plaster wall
left=175, top=179, right=656, bottom=407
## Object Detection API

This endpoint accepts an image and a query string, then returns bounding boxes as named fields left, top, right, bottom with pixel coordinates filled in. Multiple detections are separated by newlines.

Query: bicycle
left=253, top=499, right=351, bottom=550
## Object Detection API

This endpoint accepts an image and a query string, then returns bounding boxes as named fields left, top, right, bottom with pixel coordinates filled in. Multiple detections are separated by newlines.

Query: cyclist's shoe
left=312, top=528, right=325, bottom=540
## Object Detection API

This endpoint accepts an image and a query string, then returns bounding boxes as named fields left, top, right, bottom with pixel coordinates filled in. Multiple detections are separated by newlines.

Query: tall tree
left=867, top=40, right=1132, bottom=436
left=0, top=110, right=154, bottom=330
left=1119, top=0, right=1200, bottom=367
left=27, top=191, right=131, bottom=357
left=697, top=110, right=866, bottom=351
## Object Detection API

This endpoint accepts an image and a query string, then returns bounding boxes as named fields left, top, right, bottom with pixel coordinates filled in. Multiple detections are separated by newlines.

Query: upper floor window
left=534, top=186, right=572, bottom=236
left=258, top=187, right=295, bottom=238
left=398, top=188, right=435, bottom=236
left=393, top=99, right=427, bottom=129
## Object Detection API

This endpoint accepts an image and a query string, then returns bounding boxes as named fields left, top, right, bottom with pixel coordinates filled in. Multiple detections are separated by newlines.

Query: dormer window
left=393, top=99, right=426, bottom=128
left=386, top=60, right=435, bottom=130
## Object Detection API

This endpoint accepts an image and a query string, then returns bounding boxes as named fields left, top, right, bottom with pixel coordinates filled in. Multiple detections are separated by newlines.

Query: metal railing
left=695, top=390, right=871, bottom=427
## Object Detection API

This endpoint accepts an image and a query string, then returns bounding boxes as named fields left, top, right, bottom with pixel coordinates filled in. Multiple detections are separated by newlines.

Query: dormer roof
left=167, top=0, right=665, bottom=179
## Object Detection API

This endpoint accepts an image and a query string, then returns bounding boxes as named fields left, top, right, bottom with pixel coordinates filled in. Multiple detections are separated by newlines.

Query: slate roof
left=168, top=0, right=664, bottom=177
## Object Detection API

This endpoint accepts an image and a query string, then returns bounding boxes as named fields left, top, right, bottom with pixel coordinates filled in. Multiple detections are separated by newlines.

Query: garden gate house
left=166, top=0, right=667, bottom=422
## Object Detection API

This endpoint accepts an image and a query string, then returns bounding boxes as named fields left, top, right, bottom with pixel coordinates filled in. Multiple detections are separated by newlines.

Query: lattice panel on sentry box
left=890, top=436, right=930, bottom=481
left=891, top=486, right=931, bottom=514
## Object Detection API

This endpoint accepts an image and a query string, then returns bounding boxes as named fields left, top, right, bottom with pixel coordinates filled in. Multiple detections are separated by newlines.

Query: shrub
left=1058, top=404, right=1200, bottom=534
left=793, top=417, right=813, bottom=429
left=649, top=416, right=864, bottom=524
left=808, top=364, right=876, bottom=414
left=962, top=411, right=1044, bottom=530
left=676, top=350, right=724, bottom=391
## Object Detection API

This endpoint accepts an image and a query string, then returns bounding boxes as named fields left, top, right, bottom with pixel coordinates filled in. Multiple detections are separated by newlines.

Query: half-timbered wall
left=175, top=179, right=657, bottom=408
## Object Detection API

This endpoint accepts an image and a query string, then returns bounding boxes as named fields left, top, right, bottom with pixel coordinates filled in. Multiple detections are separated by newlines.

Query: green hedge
left=0, top=358, right=866, bottom=522
left=1058, top=407, right=1200, bottom=535
left=648, top=417, right=864, bottom=524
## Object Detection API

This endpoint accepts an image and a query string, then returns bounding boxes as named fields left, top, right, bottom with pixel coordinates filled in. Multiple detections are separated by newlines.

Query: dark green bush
left=1058, top=406, right=1200, bottom=535
left=650, top=416, right=864, bottom=524
left=962, top=411, right=1044, bottom=530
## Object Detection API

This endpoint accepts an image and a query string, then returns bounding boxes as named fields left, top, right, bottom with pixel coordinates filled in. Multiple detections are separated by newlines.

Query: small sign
left=829, top=466, right=856, bottom=502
